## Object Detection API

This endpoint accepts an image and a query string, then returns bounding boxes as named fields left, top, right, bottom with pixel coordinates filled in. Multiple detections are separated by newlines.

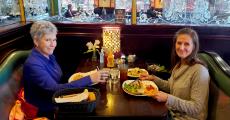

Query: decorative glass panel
left=24, top=0, right=49, bottom=21
left=54, top=0, right=230, bottom=26
left=115, top=0, right=131, bottom=24
left=137, top=0, right=230, bottom=26
left=60, top=0, right=117, bottom=22
left=0, top=0, right=20, bottom=26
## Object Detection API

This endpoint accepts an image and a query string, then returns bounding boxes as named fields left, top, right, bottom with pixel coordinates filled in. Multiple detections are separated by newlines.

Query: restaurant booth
left=1, top=0, right=230, bottom=120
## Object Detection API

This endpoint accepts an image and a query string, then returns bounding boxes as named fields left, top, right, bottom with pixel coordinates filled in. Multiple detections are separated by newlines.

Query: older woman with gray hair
left=23, top=21, right=109, bottom=119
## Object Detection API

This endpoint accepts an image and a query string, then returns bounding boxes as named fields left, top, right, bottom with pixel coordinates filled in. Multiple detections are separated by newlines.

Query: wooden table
left=56, top=59, right=168, bottom=119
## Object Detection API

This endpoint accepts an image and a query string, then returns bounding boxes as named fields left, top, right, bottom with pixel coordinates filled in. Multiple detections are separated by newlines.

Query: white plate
left=128, top=68, right=148, bottom=78
left=68, top=73, right=84, bottom=82
left=122, top=80, right=158, bottom=96
left=68, top=70, right=98, bottom=85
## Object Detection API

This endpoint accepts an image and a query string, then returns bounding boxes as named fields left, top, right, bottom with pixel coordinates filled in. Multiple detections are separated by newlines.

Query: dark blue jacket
left=23, top=48, right=92, bottom=114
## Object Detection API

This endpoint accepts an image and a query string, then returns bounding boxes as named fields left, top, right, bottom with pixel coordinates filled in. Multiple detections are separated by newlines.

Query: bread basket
left=53, top=87, right=100, bottom=113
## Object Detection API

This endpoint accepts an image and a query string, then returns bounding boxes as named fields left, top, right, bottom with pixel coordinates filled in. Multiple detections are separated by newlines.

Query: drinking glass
left=118, top=64, right=128, bottom=83
left=110, top=68, right=120, bottom=84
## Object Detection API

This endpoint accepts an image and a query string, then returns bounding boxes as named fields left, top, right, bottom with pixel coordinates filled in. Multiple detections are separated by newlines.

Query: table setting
left=54, top=54, right=168, bottom=119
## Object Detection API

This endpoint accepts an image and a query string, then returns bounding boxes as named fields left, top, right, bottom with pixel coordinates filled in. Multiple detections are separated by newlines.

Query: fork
left=130, top=78, right=141, bottom=84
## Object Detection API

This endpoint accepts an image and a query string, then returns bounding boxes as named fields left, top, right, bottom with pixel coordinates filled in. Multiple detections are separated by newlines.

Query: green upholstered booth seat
left=198, top=51, right=230, bottom=120
left=0, top=50, right=30, bottom=120
left=198, top=51, right=230, bottom=96
left=0, top=50, right=30, bottom=84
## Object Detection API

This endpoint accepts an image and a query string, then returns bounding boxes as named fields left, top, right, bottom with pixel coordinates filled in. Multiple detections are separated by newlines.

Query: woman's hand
left=152, top=91, right=168, bottom=102
left=140, top=74, right=157, bottom=81
left=90, top=70, right=109, bottom=83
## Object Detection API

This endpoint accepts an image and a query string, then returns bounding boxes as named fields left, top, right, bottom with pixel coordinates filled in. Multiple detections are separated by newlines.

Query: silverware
left=96, top=66, right=100, bottom=71
left=129, top=78, right=141, bottom=85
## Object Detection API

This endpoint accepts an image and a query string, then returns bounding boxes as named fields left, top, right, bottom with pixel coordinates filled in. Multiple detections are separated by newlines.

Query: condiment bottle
left=107, top=50, right=114, bottom=68
left=100, top=48, right=104, bottom=64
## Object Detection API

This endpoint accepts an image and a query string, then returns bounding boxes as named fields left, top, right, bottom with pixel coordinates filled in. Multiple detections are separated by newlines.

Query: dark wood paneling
left=54, top=23, right=230, bottom=72
left=0, top=22, right=33, bottom=63
left=1, top=22, right=230, bottom=80
left=54, top=35, right=95, bottom=81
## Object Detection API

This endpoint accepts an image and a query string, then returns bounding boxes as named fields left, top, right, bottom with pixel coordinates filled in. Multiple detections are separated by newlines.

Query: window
left=16, top=0, right=230, bottom=26
left=142, top=0, right=230, bottom=25
left=0, top=0, right=20, bottom=26
left=24, top=0, right=49, bottom=21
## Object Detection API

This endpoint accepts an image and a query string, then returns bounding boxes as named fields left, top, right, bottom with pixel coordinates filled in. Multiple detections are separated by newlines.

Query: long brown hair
left=171, top=28, right=204, bottom=69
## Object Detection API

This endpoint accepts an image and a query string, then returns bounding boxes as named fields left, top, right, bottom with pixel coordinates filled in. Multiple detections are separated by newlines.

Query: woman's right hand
left=90, top=70, right=109, bottom=84
left=140, top=74, right=157, bottom=81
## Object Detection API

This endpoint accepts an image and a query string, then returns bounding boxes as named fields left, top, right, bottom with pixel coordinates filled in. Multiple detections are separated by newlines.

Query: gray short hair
left=30, top=21, right=57, bottom=41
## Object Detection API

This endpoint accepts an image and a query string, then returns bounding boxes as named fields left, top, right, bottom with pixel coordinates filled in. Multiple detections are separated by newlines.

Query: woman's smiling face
left=34, top=33, right=57, bottom=58
left=175, top=34, right=194, bottom=60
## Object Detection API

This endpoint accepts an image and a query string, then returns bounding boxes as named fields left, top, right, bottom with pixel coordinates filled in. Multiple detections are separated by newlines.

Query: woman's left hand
left=152, top=91, right=168, bottom=102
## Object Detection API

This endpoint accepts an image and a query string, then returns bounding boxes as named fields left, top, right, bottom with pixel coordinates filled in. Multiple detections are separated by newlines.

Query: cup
left=107, top=80, right=120, bottom=94
left=100, top=68, right=111, bottom=84
left=110, top=68, right=120, bottom=84
left=118, top=64, right=128, bottom=83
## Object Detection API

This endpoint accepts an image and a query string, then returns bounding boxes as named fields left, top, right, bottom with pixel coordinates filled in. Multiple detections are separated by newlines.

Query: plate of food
left=128, top=68, right=149, bottom=78
left=68, top=69, right=98, bottom=85
left=122, top=80, right=158, bottom=96
left=147, top=64, right=168, bottom=72
left=68, top=73, right=85, bottom=82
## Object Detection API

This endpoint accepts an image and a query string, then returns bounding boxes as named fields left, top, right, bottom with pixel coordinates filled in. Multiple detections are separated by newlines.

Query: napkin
left=55, top=89, right=89, bottom=103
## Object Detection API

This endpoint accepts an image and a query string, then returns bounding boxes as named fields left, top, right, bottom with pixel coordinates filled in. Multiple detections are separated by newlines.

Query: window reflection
left=135, top=0, right=230, bottom=25
left=24, top=0, right=49, bottom=21
left=1, top=0, right=229, bottom=26
left=58, top=0, right=230, bottom=25
left=61, top=0, right=116, bottom=23
left=0, top=0, right=20, bottom=26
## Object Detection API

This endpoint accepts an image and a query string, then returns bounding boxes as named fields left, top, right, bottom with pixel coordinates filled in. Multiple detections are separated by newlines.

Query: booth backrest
left=198, top=51, right=230, bottom=120
left=0, top=50, right=30, bottom=120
